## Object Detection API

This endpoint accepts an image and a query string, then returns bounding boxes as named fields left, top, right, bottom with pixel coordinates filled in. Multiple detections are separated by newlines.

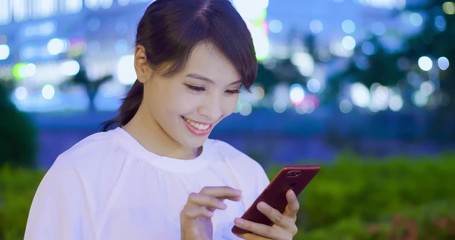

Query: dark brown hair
left=102, top=0, right=257, bottom=131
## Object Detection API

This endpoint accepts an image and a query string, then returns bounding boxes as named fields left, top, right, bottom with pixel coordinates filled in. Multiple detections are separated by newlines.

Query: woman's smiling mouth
left=182, top=116, right=213, bottom=135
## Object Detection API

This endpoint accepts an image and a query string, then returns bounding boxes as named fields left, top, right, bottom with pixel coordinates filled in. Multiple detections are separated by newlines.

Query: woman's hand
left=180, top=186, right=241, bottom=240
left=233, top=189, right=299, bottom=240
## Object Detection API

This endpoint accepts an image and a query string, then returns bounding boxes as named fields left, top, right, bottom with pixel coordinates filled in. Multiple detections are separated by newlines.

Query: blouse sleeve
left=24, top=158, right=95, bottom=240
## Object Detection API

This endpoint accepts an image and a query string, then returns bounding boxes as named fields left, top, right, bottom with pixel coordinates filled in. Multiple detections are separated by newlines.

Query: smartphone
left=232, top=165, right=320, bottom=235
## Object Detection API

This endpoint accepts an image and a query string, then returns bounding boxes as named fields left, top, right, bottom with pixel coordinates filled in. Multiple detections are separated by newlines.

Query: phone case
left=231, top=165, right=320, bottom=235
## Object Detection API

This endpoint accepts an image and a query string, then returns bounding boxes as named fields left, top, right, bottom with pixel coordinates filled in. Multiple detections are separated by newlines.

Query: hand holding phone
left=232, top=165, right=320, bottom=235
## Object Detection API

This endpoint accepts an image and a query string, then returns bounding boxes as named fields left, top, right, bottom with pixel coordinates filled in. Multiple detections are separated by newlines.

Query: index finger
left=199, top=186, right=242, bottom=201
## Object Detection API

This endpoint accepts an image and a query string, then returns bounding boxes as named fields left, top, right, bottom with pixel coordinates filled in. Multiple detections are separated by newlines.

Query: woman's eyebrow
left=186, top=73, right=242, bottom=86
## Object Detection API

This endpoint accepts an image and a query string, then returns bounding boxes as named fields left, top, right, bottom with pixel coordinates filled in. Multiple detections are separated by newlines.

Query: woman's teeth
left=185, top=118, right=210, bottom=131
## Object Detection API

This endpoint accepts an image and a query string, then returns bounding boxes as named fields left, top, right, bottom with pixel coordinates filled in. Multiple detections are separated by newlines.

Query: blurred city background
left=1, top=0, right=455, bottom=239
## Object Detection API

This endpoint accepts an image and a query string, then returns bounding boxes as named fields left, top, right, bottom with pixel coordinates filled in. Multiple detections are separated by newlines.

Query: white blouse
left=25, top=127, right=269, bottom=240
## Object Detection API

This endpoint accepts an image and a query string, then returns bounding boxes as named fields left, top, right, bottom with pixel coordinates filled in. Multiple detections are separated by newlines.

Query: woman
left=25, top=0, right=299, bottom=239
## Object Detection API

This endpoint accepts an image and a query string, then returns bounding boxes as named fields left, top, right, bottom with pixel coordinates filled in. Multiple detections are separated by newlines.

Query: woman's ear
left=134, top=45, right=153, bottom=83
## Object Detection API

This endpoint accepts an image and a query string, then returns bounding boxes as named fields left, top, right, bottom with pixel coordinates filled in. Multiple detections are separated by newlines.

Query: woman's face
left=140, top=42, right=242, bottom=152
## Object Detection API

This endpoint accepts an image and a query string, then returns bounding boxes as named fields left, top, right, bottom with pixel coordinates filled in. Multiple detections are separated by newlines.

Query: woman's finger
left=234, top=217, right=291, bottom=240
left=181, top=186, right=242, bottom=219
left=283, top=189, right=299, bottom=220
left=186, top=192, right=227, bottom=210
left=199, top=186, right=242, bottom=201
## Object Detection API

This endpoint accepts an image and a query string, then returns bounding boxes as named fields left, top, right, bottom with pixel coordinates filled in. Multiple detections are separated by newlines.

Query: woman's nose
left=198, top=94, right=223, bottom=121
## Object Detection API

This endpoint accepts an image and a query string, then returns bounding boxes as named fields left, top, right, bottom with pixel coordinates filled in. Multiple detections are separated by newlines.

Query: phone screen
left=231, top=165, right=320, bottom=235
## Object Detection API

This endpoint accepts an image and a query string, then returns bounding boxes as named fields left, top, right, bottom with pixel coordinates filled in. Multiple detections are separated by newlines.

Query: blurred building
left=0, top=0, right=444, bottom=113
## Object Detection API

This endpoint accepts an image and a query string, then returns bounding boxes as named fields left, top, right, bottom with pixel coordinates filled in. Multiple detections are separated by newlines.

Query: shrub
left=2, top=153, right=455, bottom=239
left=0, top=82, right=37, bottom=167
left=0, top=165, right=44, bottom=240
left=291, top=152, right=455, bottom=239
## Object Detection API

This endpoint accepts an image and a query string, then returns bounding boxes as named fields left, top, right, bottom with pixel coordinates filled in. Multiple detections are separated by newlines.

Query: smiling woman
left=24, top=0, right=302, bottom=240
left=124, top=42, right=243, bottom=157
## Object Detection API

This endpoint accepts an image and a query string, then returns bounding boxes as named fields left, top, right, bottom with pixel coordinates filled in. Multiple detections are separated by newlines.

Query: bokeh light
left=14, top=86, right=28, bottom=101
left=434, top=15, right=447, bottom=31
left=443, top=1, right=455, bottom=15
left=0, top=44, right=10, bottom=60
left=409, top=12, right=423, bottom=27
left=268, top=19, right=283, bottom=33
left=341, top=19, right=356, bottom=34
left=289, top=83, right=305, bottom=105
left=341, top=36, right=356, bottom=51
left=42, top=84, right=55, bottom=100
left=13, top=63, right=36, bottom=79
left=47, top=38, right=68, bottom=55
left=350, top=82, right=370, bottom=108
left=418, top=56, right=432, bottom=71
left=361, top=41, right=376, bottom=55
left=438, top=56, right=450, bottom=70
left=389, top=92, right=404, bottom=111
left=339, top=99, right=353, bottom=113
left=307, top=78, right=321, bottom=93
left=291, top=52, right=315, bottom=77
left=59, top=60, right=80, bottom=76
left=116, top=54, right=135, bottom=85
left=309, top=20, right=323, bottom=34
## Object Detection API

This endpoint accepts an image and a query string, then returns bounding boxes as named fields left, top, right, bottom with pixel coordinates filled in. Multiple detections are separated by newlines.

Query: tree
left=70, top=58, right=112, bottom=111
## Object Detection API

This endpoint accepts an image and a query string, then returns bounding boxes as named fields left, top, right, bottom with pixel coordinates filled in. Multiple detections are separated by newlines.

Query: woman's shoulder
left=64, top=129, right=117, bottom=153
left=55, top=128, right=123, bottom=168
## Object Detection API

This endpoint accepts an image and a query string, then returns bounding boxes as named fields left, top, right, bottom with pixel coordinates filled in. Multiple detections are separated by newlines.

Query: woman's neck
left=122, top=112, right=200, bottom=160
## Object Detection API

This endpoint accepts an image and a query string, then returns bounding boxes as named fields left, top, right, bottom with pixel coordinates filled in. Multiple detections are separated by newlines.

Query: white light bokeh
left=20, top=63, right=37, bottom=78
left=233, top=0, right=269, bottom=20
left=0, top=44, right=10, bottom=60
left=369, top=84, right=389, bottom=112
left=418, top=56, right=432, bottom=71
left=342, top=36, right=356, bottom=50
left=350, top=82, right=370, bottom=108
left=289, top=83, right=305, bottom=105
left=42, top=84, right=55, bottom=100
left=14, top=86, right=28, bottom=100
left=116, top=54, right=136, bottom=85
left=389, top=93, right=403, bottom=111
left=291, top=52, right=315, bottom=77
left=250, top=25, right=270, bottom=60
left=60, top=59, right=80, bottom=76
left=47, top=38, right=68, bottom=55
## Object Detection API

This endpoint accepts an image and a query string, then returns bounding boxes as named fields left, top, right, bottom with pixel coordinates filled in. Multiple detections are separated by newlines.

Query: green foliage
left=2, top=154, right=455, bottom=239
left=0, top=82, right=37, bottom=167
left=0, top=165, right=45, bottom=240
left=289, top=152, right=455, bottom=239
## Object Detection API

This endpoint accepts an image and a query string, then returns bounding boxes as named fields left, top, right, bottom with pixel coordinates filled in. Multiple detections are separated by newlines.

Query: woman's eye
left=225, top=89, right=240, bottom=94
left=185, top=84, right=205, bottom=92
